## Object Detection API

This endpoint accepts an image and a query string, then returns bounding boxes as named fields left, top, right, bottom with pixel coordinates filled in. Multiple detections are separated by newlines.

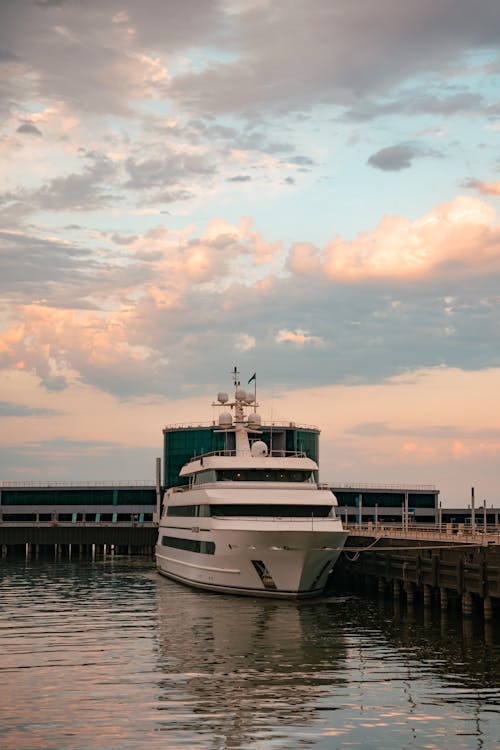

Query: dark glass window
left=166, top=505, right=210, bottom=517
left=194, top=470, right=217, bottom=484
left=161, top=536, right=215, bottom=554
left=211, top=504, right=333, bottom=517
left=216, top=469, right=313, bottom=482
left=167, top=505, right=196, bottom=516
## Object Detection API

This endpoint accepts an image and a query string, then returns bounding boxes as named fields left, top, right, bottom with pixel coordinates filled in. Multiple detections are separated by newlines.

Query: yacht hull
left=155, top=526, right=348, bottom=598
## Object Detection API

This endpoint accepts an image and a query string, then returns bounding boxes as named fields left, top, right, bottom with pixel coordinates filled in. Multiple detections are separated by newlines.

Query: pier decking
left=1, top=518, right=499, bottom=621
left=340, top=524, right=500, bottom=621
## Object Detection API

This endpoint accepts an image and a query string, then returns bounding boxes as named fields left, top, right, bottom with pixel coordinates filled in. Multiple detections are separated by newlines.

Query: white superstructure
left=155, top=371, right=348, bottom=597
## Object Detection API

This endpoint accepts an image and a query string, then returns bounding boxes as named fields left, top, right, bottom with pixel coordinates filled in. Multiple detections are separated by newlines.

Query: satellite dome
left=251, top=440, right=268, bottom=457
left=235, top=387, right=247, bottom=401
left=248, top=412, right=261, bottom=426
left=219, top=412, right=232, bottom=426
left=217, top=392, right=229, bottom=404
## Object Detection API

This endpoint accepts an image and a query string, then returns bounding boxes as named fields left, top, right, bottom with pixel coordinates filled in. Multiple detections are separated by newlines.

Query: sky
left=1, top=0, right=500, bottom=507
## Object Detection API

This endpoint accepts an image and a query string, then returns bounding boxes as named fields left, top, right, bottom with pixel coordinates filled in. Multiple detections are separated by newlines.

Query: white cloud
left=234, top=333, right=256, bottom=351
left=275, top=329, right=324, bottom=346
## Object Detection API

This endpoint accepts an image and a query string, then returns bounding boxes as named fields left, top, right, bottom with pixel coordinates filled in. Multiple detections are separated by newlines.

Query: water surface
left=0, top=558, right=498, bottom=749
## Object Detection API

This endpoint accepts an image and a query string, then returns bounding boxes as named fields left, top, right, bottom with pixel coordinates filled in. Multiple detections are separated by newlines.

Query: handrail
left=164, top=420, right=319, bottom=430
left=0, top=480, right=155, bottom=488
left=331, top=482, right=436, bottom=491
left=345, top=522, right=500, bottom=544
left=187, top=449, right=309, bottom=460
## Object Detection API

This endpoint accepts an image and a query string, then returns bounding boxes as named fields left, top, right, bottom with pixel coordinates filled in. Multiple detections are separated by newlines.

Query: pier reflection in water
left=0, top=558, right=498, bottom=750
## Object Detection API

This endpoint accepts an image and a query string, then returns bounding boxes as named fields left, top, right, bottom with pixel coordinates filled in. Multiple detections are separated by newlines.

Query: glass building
left=163, top=423, right=320, bottom=488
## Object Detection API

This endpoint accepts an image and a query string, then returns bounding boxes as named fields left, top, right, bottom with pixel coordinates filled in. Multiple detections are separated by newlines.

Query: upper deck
left=179, top=450, right=319, bottom=477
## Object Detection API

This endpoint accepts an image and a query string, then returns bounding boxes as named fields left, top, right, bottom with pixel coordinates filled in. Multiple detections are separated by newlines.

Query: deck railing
left=346, top=522, right=500, bottom=545
left=0, top=480, right=154, bottom=488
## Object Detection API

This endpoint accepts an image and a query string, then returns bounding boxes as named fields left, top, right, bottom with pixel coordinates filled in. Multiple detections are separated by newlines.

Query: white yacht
left=155, top=373, right=348, bottom=597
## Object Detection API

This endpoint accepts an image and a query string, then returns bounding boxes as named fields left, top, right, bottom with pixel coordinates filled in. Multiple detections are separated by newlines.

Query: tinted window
left=161, top=536, right=215, bottom=554
left=211, top=504, right=333, bottom=518
left=217, top=469, right=313, bottom=482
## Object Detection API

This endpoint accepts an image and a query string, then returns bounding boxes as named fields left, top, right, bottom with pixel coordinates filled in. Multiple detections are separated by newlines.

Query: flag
left=248, top=372, right=256, bottom=384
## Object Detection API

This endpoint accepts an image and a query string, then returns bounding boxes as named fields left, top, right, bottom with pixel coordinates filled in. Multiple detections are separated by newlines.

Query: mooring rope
left=340, top=541, right=489, bottom=562
left=343, top=535, right=384, bottom=561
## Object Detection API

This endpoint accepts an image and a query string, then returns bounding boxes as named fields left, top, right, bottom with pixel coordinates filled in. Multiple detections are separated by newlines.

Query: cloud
left=0, top=400, right=58, bottom=417
left=234, top=333, right=256, bottom=351
left=367, top=143, right=440, bottom=172
left=16, top=120, right=43, bottom=136
left=168, top=1, right=500, bottom=115
left=228, top=175, right=252, bottom=182
left=1, top=198, right=499, bottom=399
left=344, top=91, right=485, bottom=121
left=275, top=329, right=324, bottom=346
left=0, top=0, right=224, bottom=117
left=463, top=179, right=500, bottom=196
left=290, top=195, right=500, bottom=281
left=0, top=152, right=120, bottom=213
left=124, top=152, right=216, bottom=190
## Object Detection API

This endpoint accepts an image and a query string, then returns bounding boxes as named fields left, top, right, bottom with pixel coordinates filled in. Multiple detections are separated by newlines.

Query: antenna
left=232, top=366, right=240, bottom=387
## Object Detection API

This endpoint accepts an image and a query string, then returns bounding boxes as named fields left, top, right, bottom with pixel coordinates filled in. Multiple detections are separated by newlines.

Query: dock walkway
left=341, top=524, right=500, bottom=621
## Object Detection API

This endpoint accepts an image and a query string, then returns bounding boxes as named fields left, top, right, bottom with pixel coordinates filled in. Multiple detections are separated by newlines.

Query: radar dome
left=248, top=412, right=261, bottom=427
left=251, top=440, right=268, bottom=457
left=217, top=392, right=229, bottom=404
left=235, top=387, right=247, bottom=401
left=219, top=412, right=232, bottom=426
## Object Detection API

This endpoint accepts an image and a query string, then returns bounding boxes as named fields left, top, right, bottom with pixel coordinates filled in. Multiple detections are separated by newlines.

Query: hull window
left=161, top=536, right=215, bottom=555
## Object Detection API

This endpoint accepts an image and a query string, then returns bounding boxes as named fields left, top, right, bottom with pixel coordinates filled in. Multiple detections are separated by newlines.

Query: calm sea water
left=0, top=557, right=499, bottom=750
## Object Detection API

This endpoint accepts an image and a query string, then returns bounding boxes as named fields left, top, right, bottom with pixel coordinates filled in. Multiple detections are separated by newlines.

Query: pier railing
left=346, top=522, right=500, bottom=545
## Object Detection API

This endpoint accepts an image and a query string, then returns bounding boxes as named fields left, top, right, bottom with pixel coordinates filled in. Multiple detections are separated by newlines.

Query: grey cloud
left=6, top=247, right=500, bottom=399
left=228, top=175, right=251, bottom=182
left=169, top=1, right=500, bottom=115
left=0, top=0, right=226, bottom=116
left=0, top=401, right=59, bottom=417
left=2, top=1, right=499, bottom=120
left=0, top=153, right=120, bottom=213
left=33, top=154, right=119, bottom=210
left=348, top=421, right=500, bottom=440
left=16, top=121, right=42, bottom=136
left=0, top=439, right=158, bottom=481
left=344, top=91, right=485, bottom=121
left=285, top=155, right=315, bottom=167
left=41, top=375, right=68, bottom=392
left=107, top=269, right=500, bottom=398
left=34, top=0, right=68, bottom=7
left=151, top=189, right=193, bottom=204
left=111, top=233, right=138, bottom=245
left=124, top=154, right=216, bottom=190
left=0, top=229, right=151, bottom=308
left=0, top=49, right=18, bottom=62
left=367, top=144, right=438, bottom=172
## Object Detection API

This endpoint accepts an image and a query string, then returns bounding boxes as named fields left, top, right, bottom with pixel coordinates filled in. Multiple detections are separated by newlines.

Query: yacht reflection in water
left=154, top=578, right=347, bottom=746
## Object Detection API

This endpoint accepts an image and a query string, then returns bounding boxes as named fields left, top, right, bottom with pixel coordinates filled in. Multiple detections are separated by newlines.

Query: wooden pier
left=1, top=520, right=499, bottom=622
left=339, top=525, right=500, bottom=621
left=0, top=521, right=157, bottom=557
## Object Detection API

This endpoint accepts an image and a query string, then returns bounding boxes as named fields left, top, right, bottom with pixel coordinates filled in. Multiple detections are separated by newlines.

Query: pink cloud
left=288, top=196, right=500, bottom=281
left=465, top=179, right=500, bottom=196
